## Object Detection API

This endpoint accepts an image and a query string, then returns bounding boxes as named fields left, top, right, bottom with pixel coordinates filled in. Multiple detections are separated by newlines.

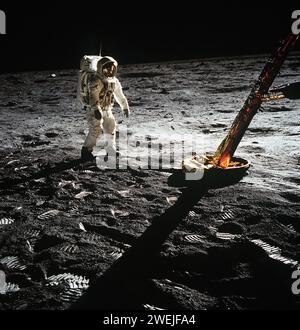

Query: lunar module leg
left=212, top=33, right=299, bottom=169
left=182, top=32, right=299, bottom=179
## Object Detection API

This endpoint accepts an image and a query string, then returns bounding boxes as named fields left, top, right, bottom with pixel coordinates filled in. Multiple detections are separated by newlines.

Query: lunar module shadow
left=70, top=168, right=248, bottom=310
left=167, top=167, right=249, bottom=189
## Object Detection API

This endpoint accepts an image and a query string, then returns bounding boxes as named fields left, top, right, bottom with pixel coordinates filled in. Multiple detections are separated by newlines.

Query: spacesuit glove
left=123, top=108, right=130, bottom=118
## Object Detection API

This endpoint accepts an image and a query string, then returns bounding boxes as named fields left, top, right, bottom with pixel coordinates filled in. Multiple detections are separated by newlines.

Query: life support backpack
left=77, top=55, right=101, bottom=109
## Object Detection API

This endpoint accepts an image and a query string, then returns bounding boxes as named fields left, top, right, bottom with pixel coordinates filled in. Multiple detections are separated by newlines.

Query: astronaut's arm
left=114, top=79, right=130, bottom=117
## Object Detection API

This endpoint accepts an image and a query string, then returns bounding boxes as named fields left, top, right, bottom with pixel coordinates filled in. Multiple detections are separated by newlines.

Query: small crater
left=218, top=222, right=245, bottom=235
left=45, top=132, right=59, bottom=138
left=34, top=235, right=65, bottom=252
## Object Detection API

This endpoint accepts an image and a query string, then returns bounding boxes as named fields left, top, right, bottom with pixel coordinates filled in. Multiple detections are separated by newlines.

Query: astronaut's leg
left=102, top=110, right=117, bottom=156
left=81, top=108, right=103, bottom=160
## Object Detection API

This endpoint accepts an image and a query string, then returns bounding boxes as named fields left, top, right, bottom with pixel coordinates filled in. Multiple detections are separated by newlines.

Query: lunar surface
left=0, top=52, right=299, bottom=310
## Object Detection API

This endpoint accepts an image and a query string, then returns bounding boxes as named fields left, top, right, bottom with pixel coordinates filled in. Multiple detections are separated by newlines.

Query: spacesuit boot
left=81, top=146, right=95, bottom=161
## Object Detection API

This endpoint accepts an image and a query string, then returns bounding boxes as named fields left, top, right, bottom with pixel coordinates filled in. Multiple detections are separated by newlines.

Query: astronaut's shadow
left=70, top=169, right=247, bottom=310
left=0, top=156, right=95, bottom=189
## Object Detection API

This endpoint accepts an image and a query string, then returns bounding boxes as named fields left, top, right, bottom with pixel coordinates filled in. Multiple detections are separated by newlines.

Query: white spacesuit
left=79, top=55, right=130, bottom=160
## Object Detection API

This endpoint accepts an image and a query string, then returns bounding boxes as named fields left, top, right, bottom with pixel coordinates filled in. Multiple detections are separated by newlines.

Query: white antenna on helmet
left=99, top=41, right=102, bottom=57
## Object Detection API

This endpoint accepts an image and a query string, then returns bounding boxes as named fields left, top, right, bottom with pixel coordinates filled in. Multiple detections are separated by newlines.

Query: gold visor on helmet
left=102, top=62, right=117, bottom=77
left=97, top=56, right=118, bottom=78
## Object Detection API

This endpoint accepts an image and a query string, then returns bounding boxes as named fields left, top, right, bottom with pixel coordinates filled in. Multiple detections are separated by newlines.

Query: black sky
left=0, top=2, right=299, bottom=73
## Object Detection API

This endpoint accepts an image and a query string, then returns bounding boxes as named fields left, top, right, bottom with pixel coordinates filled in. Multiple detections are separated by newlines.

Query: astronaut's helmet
left=97, top=56, right=118, bottom=78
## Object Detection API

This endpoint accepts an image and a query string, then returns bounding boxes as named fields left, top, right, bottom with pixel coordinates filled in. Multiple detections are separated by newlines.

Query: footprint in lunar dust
left=215, top=232, right=240, bottom=241
left=213, top=206, right=236, bottom=222
left=250, top=239, right=298, bottom=267
left=0, top=273, right=20, bottom=295
left=24, top=228, right=41, bottom=252
left=62, top=244, right=79, bottom=254
left=60, top=288, right=85, bottom=303
left=0, top=217, right=15, bottom=226
left=80, top=232, right=102, bottom=244
left=47, top=273, right=89, bottom=304
left=109, top=249, right=124, bottom=261
left=0, top=256, right=27, bottom=271
left=38, top=210, right=60, bottom=220
left=184, top=234, right=205, bottom=244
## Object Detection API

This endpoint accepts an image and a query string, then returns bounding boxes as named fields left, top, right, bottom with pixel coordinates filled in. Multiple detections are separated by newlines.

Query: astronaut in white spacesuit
left=79, top=55, right=130, bottom=160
